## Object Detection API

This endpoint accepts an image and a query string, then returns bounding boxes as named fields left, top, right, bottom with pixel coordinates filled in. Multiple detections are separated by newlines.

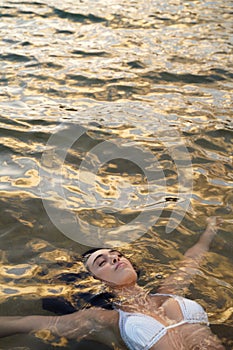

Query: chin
left=121, top=279, right=137, bottom=287
left=117, top=273, right=138, bottom=286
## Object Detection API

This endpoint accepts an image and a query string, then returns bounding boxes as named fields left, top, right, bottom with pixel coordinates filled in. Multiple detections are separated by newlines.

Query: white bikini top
left=118, top=293, right=209, bottom=350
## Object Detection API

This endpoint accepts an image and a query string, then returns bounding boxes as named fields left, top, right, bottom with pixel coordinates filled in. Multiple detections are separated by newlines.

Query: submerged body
left=0, top=217, right=226, bottom=349
left=37, top=290, right=224, bottom=350
left=116, top=293, right=223, bottom=350
left=118, top=293, right=209, bottom=350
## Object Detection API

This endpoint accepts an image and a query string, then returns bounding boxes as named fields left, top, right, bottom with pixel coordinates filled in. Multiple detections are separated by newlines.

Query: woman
left=0, top=217, right=226, bottom=349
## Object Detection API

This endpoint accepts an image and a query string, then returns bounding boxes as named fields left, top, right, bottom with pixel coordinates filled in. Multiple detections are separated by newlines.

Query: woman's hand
left=0, top=309, right=117, bottom=348
left=157, top=216, right=223, bottom=294
left=199, top=216, right=223, bottom=246
left=206, top=216, right=223, bottom=231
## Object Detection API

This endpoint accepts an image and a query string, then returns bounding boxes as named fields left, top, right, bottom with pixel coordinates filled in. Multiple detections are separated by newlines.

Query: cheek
left=91, top=263, right=137, bottom=284
left=93, top=266, right=113, bottom=280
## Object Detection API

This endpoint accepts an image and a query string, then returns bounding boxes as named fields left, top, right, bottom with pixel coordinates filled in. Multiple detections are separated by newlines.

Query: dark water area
left=0, top=0, right=233, bottom=349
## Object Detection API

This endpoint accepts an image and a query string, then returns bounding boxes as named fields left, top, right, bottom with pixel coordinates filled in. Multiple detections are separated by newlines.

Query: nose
left=110, top=254, right=120, bottom=265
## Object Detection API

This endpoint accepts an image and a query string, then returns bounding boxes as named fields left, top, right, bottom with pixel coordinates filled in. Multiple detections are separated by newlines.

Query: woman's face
left=85, top=249, right=138, bottom=287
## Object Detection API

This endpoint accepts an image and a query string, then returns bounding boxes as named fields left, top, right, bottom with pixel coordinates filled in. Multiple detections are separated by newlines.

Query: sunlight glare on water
left=0, top=0, right=232, bottom=349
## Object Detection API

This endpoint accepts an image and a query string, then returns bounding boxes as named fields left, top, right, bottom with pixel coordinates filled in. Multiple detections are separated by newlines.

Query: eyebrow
left=92, top=249, right=120, bottom=266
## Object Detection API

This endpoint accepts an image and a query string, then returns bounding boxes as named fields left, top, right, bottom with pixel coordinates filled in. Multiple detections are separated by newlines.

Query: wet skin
left=85, top=249, right=138, bottom=286
left=0, top=217, right=226, bottom=349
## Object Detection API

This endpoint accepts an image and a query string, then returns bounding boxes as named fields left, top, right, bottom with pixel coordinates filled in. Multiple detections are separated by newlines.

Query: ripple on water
left=0, top=0, right=232, bottom=349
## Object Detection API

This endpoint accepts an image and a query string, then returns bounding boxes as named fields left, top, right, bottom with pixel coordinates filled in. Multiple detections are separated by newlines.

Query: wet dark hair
left=82, top=248, right=102, bottom=257
left=42, top=291, right=115, bottom=315
left=82, top=247, right=103, bottom=265
left=82, top=247, right=141, bottom=278
left=42, top=248, right=141, bottom=315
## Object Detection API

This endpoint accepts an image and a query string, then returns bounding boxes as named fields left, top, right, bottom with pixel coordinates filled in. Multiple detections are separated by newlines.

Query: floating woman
left=0, top=216, right=225, bottom=349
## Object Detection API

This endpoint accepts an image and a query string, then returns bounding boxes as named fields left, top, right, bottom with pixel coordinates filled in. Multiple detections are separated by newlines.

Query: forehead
left=85, top=249, right=116, bottom=267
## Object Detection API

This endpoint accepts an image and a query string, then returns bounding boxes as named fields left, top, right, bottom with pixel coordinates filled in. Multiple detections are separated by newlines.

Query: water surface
left=0, top=0, right=232, bottom=349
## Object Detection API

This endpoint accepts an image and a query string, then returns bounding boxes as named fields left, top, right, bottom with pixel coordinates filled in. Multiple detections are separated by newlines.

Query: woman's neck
left=107, top=284, right=151, bottom=310
left=110, top=284, right=147, bottom=300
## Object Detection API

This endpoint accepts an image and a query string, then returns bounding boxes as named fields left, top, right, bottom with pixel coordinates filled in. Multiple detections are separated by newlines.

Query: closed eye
left=96, top=251, right=124, bottom=267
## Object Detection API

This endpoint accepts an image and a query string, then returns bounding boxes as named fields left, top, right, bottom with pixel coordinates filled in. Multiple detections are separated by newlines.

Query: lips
left=115, top=262, right=126, bottom=270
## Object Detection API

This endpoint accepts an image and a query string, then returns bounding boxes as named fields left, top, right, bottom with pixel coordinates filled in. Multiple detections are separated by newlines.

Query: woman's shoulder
left=69, top=306, right=119, bottom=324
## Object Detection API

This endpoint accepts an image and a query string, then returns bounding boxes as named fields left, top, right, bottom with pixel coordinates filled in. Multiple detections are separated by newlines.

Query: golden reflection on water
left=0, top=0, right=233, bottom=348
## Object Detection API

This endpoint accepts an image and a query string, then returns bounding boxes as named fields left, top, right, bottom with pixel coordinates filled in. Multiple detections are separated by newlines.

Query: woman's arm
left=0, top=308, right=116, bottom=346
left=0, top=315, right=54, bottom=338
left=184, top=217, right=221, bottom=261
left=157, top=216, right=222, bottom=294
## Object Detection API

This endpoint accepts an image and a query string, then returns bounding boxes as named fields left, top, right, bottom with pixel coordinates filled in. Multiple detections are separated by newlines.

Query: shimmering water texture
left=0, top=0, right=233, bottom=349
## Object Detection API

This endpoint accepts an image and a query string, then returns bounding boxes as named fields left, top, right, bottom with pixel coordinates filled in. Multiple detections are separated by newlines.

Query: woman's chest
left=121, top=295, right=183, bottom=325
